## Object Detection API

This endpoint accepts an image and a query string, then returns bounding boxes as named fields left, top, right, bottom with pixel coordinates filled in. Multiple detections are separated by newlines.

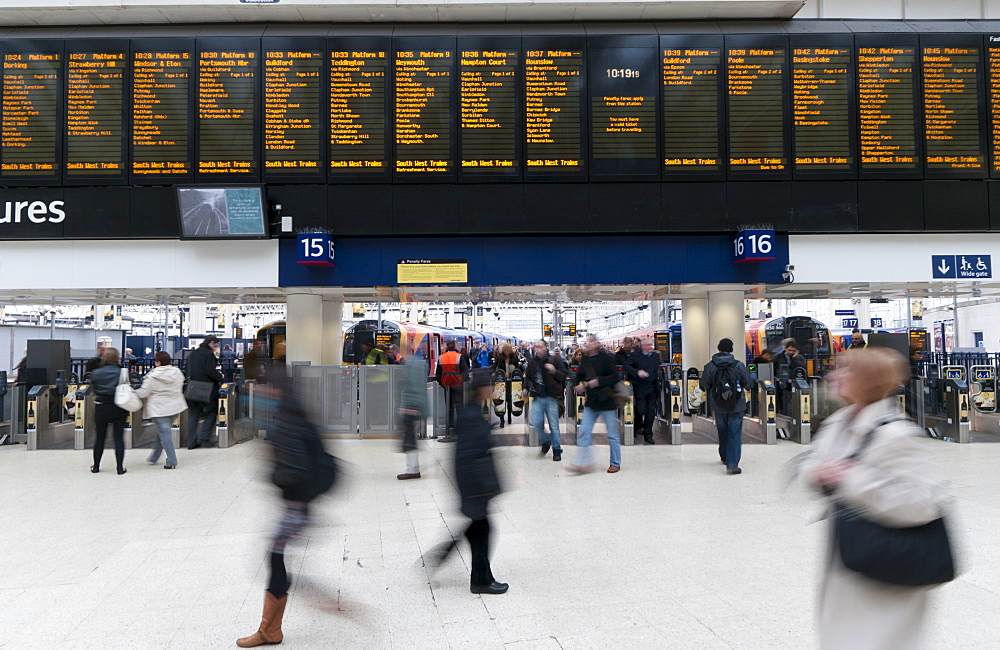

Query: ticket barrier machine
left=217, top=382, right=255, bottom=448
left=662, top=380, right=683, bottom=445
left=615, top=366, right=635, bottom=446
left=782, top=378, right=812, bottom=444
left=26, top=378, right=75, bottom=450
left=931, top=366, right=971, bottom=443
left=969, top=365, right=997, bottom=436
left=753, top=380, right=777, bottom=445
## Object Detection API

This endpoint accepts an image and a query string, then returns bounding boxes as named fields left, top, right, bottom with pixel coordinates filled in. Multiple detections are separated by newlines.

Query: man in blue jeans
left=523, top=340, right=568, bottom=462
left=700, top=338, right=752, bottom=475
left=572, top=335, right=622, bottom=474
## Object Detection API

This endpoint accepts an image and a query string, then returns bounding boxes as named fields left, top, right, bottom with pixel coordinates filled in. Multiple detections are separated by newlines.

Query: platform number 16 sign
left=733, top=229, right=776, bottom=264
left=297, top=233, right=335, bottom=267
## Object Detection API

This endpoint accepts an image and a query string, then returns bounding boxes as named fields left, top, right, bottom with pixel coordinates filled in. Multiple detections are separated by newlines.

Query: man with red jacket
left=435, top=340, right=470, bottom=443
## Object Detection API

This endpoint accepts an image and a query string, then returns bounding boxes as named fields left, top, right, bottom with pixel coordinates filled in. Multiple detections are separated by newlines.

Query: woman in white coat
left=135, top=351, right=188, bottom=469
left=798, top=347, right=948, bottom=650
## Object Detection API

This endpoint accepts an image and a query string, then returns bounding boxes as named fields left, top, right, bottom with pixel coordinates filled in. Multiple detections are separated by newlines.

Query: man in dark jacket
left=186, top=335, right=224, bottom=449
left=772, top=338, right=806, bottom=414
left=626, top=337, right=662, bottom=445
left=613, top=338, right=634, bottom=368
left=572, top=334, right=622, bottom=474
left=523, top=340, right=568, bottom=461
left=700, top=338, right=752, bottom=475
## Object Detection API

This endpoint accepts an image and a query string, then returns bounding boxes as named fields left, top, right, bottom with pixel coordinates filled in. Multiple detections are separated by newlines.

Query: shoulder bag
left=834, top=419, right=956, bottom=587
left=185, top=379, right=215, bottom=403
left=114, top=368, right=143, bottom=412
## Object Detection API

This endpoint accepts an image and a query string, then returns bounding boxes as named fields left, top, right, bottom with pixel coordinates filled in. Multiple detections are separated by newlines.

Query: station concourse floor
left=2, top=436, right=1000, bottom=649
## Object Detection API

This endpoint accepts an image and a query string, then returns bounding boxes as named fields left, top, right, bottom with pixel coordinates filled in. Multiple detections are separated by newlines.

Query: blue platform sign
left=842, top=318, right=859, bottom=329
left=732, top=229, right=776, bottom=263
left=871, top=317, right=883, bottom=328
left=296, top=233, right=335, bottom=267
left=834, top=310, right=855, bottom=316
left=932, top=254, right=992, bottom=279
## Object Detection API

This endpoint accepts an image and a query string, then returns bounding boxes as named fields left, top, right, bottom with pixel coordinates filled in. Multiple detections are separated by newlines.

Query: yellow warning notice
left=397, top=259, right=468, bottom=284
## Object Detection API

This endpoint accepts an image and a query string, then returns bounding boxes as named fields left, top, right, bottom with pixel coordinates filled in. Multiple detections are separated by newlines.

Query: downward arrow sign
left=938, top=260, right=951, bottom=274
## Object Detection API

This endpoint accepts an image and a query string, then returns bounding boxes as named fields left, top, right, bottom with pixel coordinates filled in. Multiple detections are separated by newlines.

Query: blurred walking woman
left=135, top=351, right=187, bottom=469
left=89, top=347, right=129, bottom=475
left=798, top=348, right=949, bottom=650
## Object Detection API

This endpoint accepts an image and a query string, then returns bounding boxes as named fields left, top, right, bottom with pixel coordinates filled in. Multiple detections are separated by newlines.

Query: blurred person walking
left=89, top=348, right=129, bottom=475
left=135, top=351, right=186, bottom=469
left=797, top=347, right=952, bottom=650
left=435, top=340, right=469, bottom=443
left=185, top=335, right=224, bottom=449
left=571, top=335, right=622, bottom=474
left=626, top=337, right=662, bottom=445
left=700, top=338, right=751, bottom=475
left=397, top=355, right=429, bottom=480
left=243, top=340, right=264, bottom=381
left=523, top=339, right=568, bottom=461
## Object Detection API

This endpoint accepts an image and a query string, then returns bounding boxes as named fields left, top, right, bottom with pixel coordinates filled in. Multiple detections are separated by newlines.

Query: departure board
left=988, top=37, right=1000, bottom=177
left=524, top=46, right=585, bottom=175
left=329, top=44, right=387, bottom=175
left=66, top=48, right=125, bottom=178
left=394, top=47, right=453, bottom=177
left=661, top=41, right=723, bottom=175
left=857, top=44, right=919, bottom=174
left=131, top=46, right=192, bottom=179
left=197, top=46, right=258, bottom=177
left=1, top=50, right=61, bottom=180
left=589, top=46, right=658, bottom=178
left=459, top=45, right=519, bottom=175
left=792, top=46, right=853, bottom=173
left=263, top=48, right=323, bottom=176
left=922, top=44, right=985, bottom=174
left=727, top=45, right=788, bottom=174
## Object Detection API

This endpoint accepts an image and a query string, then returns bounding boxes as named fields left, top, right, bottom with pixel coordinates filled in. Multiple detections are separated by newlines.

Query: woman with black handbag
left=798, top=347, right=954, bottom=649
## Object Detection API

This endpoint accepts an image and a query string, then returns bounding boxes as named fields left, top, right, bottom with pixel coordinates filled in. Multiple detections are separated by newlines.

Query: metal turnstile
left=26, top=385, right=76, bottom=450
left=929, top=377, right=971, bottom=443
left=780, top=378, right=812, bottom=444
left=620, top=379, right=634, bottom=446
left=663, top=380, right=683, bottom=445
left=216, top=382, right=256, bottom=448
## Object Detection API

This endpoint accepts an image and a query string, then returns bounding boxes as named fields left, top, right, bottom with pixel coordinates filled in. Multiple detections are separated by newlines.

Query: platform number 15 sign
left=297, top=233, right=335, bottom=267
left=733, top=229, right=776, bottom=264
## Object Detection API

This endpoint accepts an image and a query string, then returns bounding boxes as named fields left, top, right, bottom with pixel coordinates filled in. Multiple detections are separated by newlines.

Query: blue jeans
left=148, top=416, right=178, bottom=467
left=578, top=407, right=621, bottom=468
left=531, top=396, right=561, bottom=449
left=715, top=411, right=743, bottom=470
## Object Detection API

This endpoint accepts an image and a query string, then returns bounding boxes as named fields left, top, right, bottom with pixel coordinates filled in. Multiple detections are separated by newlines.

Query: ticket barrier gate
left=776, top=378, right=811, bottom=444
left=26, top=383, right=76, bottom=450
left=658, top=380, right=683, bottom=445
left=216, top=381, right=256, bottom=448
left=969, top=365, right=1000, bottom=437
left=929, top=377, right=971, bottom=443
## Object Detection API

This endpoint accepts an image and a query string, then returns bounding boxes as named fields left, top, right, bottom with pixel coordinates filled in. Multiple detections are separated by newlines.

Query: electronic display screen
left=922, top=43, right=986, bottom=175
left=459, top=43, right=519, bottom=176
left=394, top=45, right=454, bottom=177
left=329, top=42, right=388, bottom=176
left=727, top=44, right=788, bottom=174
left=524, top=43, right=585, bottom=176
left=197, top=45, right=258, bottom=178
left=987, top=39, right=1000, bottom=177
left=2, top=48, right=61, bottom=181
left=661, top=38, right=723, bottom=176
left=792, top=45, right=854, bottom=173
left=66, top=46, right=125, bottom=179
left=857, top=43, right=920, bottom=175
left=589, top=46, right=658, bottom=178
left=176, top=185, right=267, bottom=238
left=263, top=47, right=323, bottom=177
left=131, top=44, right=193, bottom=181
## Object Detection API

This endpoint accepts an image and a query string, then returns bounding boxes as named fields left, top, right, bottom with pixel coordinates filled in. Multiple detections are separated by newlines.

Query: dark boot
left=236, top=591, right=287, bottom=647
left=644, top=433, right=655, bottom=445
left=552, top=448, right=562, bottom=462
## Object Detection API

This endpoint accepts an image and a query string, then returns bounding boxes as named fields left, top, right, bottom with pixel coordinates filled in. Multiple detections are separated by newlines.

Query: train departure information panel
left=132, top=48, right=192, bottom=179
left=988, top=41, right=1000, bottom=176
left=792, top=47, right=853, bottom=172
left=394, top=48, right=453, bottom=176
left=330, top=47, right=387, bottom=175
left=662, top=44, right=722, bottom=175
left=263, top=49, right=323, bottom=176
left=727, top=46, right=787, bottom=174
left=857, top=46, right=919, bottom=174
left=525, top=47, right=585, bottom=175
left=922, top=45, right=985, bottom=174
left=590, top=46, right=658, bottom=178
left=2, top=51, right=60, bottom=179
left=197, top=47, right=258, bottom=177
left=459, top=47, right=519, bottom=175
left=66, top=49, right=125, bottom=178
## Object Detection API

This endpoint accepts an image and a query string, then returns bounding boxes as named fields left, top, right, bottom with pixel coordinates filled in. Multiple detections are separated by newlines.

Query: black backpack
left=711, top=362, right=742, bottom=411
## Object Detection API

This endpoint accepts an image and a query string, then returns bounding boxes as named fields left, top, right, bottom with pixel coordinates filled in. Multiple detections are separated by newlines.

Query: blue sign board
left=946, top=368, right=963, bottom=379
left=871, top=317, right=883, bottom=328
left=296, top=233, right=335, bottom=267
left=834, top=310, right=855, bottom=316
left=842, top=318, right=859, bottom=329
left=733, top=229, right=776, bottom=264
left=932, top=254, right=992, bottom=279
left=976, top=369, right=993, bottom=380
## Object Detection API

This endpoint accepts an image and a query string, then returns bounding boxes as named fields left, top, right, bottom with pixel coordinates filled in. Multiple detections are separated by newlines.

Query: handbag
left=833, top=419, right=956, bottom=587
left=612, top=381, right=633, bottom=408
left=114, top=368, right=143, bottom=412
left=185, top=379, right=215, bottom=403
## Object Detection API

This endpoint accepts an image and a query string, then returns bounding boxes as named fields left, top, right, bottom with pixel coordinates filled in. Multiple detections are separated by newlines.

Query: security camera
left=785, top=264, right=795, bottom=272
left=781, top=271, right=795, bottom=283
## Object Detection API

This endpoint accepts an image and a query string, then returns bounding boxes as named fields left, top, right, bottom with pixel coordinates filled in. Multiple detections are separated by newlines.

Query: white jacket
left=135, top=365, right=188, bottom=419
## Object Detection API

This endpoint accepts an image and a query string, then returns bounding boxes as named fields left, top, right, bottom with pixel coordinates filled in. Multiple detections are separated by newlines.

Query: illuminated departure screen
left=263, top=49, right=322, bottom=175
left=857, top=46, right=919, bottom=173
left=525, top=47, right=585, bottom=174
left=2, top=51, right=60, bottom=179
left=792, top=47, right=853, bottom=172
left=330, top=46, right=387, bottom=175
left=66, top=49, right=125, bottom=177
left=589, top=47, right=658, bottom=177
left=727, top=46, right=787, bottom=173
left=662, top=43, right=722, bottom=174
left=198, top=48, right=257, bottom=176
left=459, top=46, right=519, bottom=175
left=394, top=48, right=453, bottom=176
left=922, top=45, right=985, bottom=174
left=132, top=48, right=192, bottom=178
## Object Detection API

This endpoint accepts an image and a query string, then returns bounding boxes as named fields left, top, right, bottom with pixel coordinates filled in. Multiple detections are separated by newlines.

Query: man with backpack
left=700, top=338, right=752, bottom=475
left=435, top=340, right=470, bottom=443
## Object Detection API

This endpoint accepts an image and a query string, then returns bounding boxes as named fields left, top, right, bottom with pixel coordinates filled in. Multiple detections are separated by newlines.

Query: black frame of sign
left=789, top=32, right=859, bottom=181
left=261, top=36, right=327, bottom=184
left=63, top=38, right=129, bottom=186
left=129, top=38, right=196, bottom=186
left=588, top=33, right=660, bottom=181
left=0, top=39, right=65, bottom=187
left=725, top=33, right=792, bottom=181
left=194, top=36, right=262, bottom=183
left=391, top=35, right=458, bottom=183
left=919, top=32, right=988, bottom=180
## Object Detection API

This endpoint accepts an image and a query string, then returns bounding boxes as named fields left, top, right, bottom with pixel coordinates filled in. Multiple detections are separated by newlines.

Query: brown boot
left=236, top=591, right=287, bottom=647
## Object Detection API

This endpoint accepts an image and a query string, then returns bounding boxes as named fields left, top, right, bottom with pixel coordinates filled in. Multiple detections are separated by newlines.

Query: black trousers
left=186, top=400, right=217, bottom=447
left=445, top=386, right=463, bottom=435
left=94, top=400, right=127, bottom=471
left=464, top=517, right=494, bottom=587
left=633, top=387, right=658, bottom=435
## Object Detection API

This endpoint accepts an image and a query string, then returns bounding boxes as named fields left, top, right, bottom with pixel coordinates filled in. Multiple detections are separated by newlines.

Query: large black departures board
left=263, top=38, right=324, bottom=181
left=131, top=40, right=194, bottom=184
left=791, top=35, right=856, bottom=176
left=459, top=38, right=519, bottom=179
left=196, top=39, right=259, bottom=181
left=329, top=37, right=389, bottom=179
left=65, top=41, right=127, bottom=183
left=727, top=37, right=789, bottom=177
left=524, top=38, right=586, bottom=179
left=661, top=36, right=724, bottom=178
left=1, top=41, right=62, bottom=184
left=393, top=38, right=455, bottom=181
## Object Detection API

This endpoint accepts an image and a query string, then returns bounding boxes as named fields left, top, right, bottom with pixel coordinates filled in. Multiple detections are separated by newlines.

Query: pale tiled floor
left=1, top=433, right=999, bottom=649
